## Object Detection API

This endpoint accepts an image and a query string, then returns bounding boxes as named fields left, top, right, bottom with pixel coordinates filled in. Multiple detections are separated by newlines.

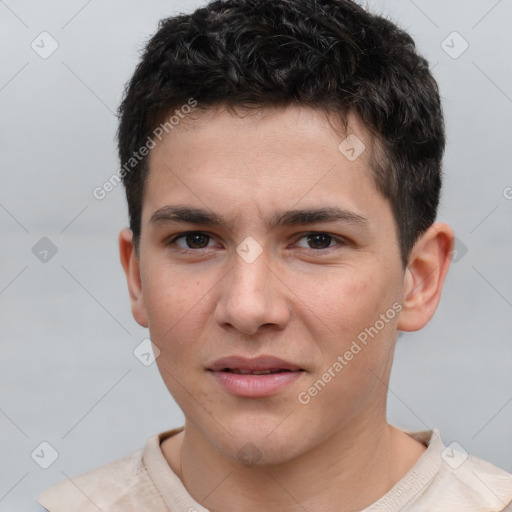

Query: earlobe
left=119, top=228, right=149, bottom=328
left=397, top=222, right=454, bottom=332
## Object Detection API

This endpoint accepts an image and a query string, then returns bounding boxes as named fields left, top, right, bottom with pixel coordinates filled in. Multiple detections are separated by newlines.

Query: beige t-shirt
left=38, top=426, right=512, bottom=511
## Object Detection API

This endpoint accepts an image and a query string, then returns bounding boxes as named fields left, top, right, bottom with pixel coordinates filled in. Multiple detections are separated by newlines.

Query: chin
left=215, top=421, right=305, bottom=468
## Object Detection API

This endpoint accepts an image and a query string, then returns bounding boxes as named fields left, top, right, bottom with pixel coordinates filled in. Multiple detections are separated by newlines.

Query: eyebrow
left=149, top=205, right=368, bottom=230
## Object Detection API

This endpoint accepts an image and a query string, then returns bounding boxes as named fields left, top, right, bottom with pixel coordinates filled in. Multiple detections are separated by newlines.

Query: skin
left=119, top=105, right=454, bottom=512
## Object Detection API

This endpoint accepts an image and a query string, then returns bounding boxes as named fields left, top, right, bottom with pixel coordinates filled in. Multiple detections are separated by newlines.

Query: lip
left=207, top=355, right=305, bottom=398
left=208, top=355, right=303, bottom=372
left=209, top=370, right=304, bottom=397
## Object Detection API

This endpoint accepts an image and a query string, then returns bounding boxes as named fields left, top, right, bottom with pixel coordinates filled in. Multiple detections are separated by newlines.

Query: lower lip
left=209, top=370, right=304, bottom=397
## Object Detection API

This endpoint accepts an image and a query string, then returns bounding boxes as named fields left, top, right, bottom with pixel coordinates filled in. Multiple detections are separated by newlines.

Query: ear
left=397, top=222, right=454, bottom=332
left=119, top=228, right=148, bottom=328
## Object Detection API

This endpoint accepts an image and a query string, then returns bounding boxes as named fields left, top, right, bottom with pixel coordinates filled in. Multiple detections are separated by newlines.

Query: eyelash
left=165, top=231, right=348, bottom=255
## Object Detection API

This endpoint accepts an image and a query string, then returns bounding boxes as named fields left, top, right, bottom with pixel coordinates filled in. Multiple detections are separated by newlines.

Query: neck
left=166, top=417, right=426, bottom=512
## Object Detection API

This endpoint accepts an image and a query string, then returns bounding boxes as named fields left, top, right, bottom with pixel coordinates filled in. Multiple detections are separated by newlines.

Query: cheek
left=299, top=268, right=379, bottom=335
left=307, top=268, right=398, bottom=369
left=142, top=257, right=205, bottom=318
left=141, top=264, right=210, bottom=359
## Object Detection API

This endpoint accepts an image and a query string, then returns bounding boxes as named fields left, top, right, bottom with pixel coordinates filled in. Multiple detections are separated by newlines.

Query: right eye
left=165, top=231, right=217, bottom=251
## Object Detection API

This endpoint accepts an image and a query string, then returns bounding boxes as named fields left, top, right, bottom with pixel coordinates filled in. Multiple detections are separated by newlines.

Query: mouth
left=207, top=355, right=305, bottom=373
left=207, top=356, right=305, bottom=397
left=216, top=368, right=302, bottom=375
left=212, top=368, right=304, bottom=375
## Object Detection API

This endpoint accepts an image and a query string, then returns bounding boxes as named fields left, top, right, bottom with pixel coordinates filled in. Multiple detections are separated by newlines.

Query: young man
left=38, top=0, right=512, bottom=510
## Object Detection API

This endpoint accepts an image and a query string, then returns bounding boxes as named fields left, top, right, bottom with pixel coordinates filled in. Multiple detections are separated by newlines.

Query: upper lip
left=208, top=356, right=304, bottom=372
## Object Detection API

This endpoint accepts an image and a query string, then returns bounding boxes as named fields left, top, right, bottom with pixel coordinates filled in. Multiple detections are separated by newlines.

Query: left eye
left=295, top=233, right=341, bottom=250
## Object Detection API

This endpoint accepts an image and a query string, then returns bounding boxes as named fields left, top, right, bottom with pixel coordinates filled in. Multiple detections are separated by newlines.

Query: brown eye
left=295, top=232, right=344, bottom=251
left=305, top=233, right=333, bottom=249
left=167, top=231, right=214, bottom=250
left=183, top=233, right=210, bottom=249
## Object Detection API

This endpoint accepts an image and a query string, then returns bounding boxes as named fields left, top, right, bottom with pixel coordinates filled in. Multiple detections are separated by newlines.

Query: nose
left=214, top=249, right=291, bottom=336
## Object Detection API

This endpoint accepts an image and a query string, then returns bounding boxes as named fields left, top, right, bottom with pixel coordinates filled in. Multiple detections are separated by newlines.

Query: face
left=126, top=106, right=410, bottom=465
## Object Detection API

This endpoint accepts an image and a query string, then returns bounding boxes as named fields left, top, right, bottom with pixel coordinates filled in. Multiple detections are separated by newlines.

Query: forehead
left=142, top=106, right=391, bottom=232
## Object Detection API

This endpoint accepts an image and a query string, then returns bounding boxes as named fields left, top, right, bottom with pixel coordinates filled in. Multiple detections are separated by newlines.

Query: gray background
left=1, top=0, right=511, bottom=510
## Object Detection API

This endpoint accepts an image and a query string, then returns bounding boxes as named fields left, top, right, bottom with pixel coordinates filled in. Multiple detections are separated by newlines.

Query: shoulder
left=37, top=449, right=167, bottom=512
left=433, top=452, right=512, bottom=512
left=374, top=429, right=512, bottom=512
left=426, top=452, right=512, bottom=511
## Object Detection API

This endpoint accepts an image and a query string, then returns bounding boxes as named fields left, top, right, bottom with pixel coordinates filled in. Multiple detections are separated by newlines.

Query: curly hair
left=117, top=0, right=445, bottom=268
